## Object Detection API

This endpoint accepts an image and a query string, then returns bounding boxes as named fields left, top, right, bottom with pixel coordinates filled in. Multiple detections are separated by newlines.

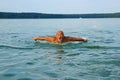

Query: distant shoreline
left=0, top=12, right=120, bottom=19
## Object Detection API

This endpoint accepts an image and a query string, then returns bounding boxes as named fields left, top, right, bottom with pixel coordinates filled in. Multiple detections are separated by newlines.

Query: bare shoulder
left=46, top=36, right=55, bottom=39
left=64, top=36, right=87, bottom=42
left=45, top=36, right=56, bottom=41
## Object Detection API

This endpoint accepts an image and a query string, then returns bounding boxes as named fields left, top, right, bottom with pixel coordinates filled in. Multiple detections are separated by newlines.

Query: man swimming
left=34, top=30, right=87, bottom=43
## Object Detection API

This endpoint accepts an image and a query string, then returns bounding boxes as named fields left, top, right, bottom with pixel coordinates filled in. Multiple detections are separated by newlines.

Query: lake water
left=0, top=19, right=120, bottom=80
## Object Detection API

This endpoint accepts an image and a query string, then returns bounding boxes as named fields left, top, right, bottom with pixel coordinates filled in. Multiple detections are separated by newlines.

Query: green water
left=0, top=19, right=120, bottom=80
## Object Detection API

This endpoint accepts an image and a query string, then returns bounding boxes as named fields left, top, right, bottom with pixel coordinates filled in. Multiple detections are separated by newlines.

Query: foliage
left=0, top=12, right=120, bottom=18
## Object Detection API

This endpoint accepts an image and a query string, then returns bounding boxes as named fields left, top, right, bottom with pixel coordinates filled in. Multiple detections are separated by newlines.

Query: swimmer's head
left=56, top=30, right=64, bottom=42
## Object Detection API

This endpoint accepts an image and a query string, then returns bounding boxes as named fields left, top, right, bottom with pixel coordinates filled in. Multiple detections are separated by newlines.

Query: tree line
left=0, top=12, right=120, bottom=18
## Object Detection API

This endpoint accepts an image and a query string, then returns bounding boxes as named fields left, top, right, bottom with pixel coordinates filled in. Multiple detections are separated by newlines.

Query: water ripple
left=85, top=45, right=120, bottom=49
left=17, top=78, right=33, bottom=80
left=3, top=73, right=16, bottom=77
left=0, top=45, right=35, bottom=50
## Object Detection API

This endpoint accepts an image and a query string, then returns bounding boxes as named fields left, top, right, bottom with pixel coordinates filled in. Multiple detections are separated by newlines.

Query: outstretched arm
left=34, top=36, right=55, bottom=42
left=34, top=36, right=46, bottom=41
left=66, top=37, right=87, bottom=42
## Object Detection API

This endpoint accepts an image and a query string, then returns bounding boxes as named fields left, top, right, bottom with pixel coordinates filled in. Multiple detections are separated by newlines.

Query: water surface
left=0, top=19, right=120, bottom=80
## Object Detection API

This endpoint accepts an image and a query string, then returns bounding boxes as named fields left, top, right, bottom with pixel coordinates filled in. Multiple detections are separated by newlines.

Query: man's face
left=56, top=31, right=64, bottom=42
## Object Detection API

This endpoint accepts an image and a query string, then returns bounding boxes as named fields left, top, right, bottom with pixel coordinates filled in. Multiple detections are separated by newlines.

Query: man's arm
left=34, top=36, right=55, bottom=42
left=66, top=36, right=87, bottom=42
left=34, top=36, right=46, bottom=41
